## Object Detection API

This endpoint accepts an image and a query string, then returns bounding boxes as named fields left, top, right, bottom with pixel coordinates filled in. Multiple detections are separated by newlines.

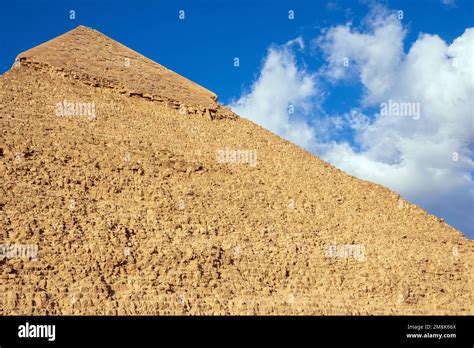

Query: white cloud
left=228, top=37, right=319, bottom=149
left=319, top=8, right=474, bottom=236
left=317, top=7, right=406, bottom=104
left=229, top=7, right=474, bottom=237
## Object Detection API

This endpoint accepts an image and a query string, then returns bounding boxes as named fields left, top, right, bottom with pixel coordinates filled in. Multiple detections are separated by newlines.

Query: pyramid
left=0, top=26, right=472, bottom=315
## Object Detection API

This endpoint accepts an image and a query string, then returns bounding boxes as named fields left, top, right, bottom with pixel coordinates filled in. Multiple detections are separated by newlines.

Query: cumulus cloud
left=318, top=8, right=474, bottom=235
left=228, top=38, right=319, bottom=149
left=317, top=7, right=406, bottom=104
left=229, top=7, right=474, bottom=237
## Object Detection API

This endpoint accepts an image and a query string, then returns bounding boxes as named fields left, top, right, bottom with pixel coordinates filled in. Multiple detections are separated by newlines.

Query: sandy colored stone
left=0, top=26, right=473, bottom=315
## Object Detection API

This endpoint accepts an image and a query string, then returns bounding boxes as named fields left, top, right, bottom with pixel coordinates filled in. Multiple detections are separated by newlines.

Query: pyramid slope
left=0, top=27, right=473, bottom=315
left=16, top=26, right=220, bottom=111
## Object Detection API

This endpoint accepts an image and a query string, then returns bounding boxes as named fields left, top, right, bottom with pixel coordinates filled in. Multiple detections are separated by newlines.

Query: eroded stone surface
left=0, top=26, right=472, bottom=315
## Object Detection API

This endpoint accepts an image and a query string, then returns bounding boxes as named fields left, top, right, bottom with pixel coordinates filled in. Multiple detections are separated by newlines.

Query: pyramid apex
left=15, top=26, right=218, bottom=108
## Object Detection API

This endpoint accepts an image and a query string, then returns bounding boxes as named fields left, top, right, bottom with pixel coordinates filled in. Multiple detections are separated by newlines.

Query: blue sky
left=1, top=0, right=472, bottom=103
left=1, top=0, right=473, bottom=237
